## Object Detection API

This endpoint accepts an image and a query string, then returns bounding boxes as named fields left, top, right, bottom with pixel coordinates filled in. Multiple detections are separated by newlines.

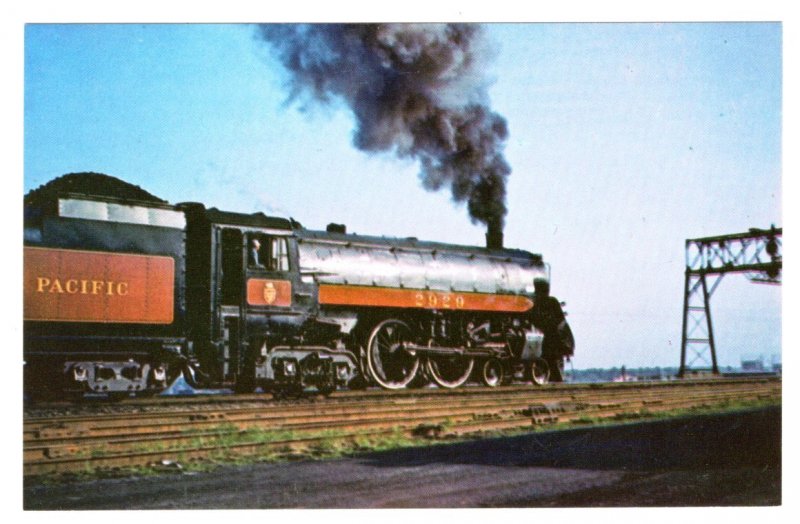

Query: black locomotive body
left=23, top=174, right=574, bottom=397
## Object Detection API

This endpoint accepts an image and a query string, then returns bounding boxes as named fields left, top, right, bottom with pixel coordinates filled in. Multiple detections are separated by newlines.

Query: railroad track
left=25, top=375, right=770, bottom=414
left=24, top=377, right=781, bottom=477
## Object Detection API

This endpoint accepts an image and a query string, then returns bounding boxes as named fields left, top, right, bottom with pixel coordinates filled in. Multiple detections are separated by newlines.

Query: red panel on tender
left=24, top=247, right=175, bottom=324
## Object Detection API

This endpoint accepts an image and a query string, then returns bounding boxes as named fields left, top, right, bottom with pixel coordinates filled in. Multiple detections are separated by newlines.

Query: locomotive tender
left=23, top=173, right=573, bottom=397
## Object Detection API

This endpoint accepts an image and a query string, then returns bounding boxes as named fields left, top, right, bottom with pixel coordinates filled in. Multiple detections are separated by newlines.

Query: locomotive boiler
left=23, top=173, right=574, bottom=397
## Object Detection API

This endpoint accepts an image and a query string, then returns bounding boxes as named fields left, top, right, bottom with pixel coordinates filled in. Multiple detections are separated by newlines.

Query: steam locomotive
left=23, top=173, right=574, bottom=397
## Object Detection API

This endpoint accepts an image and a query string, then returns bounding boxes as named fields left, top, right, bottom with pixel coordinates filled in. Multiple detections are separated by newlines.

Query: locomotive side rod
left=403, top=343, right=507, bottom=358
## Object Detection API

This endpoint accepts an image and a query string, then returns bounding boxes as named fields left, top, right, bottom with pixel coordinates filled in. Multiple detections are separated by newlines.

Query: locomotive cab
left=181, top=206, right=359, bottom=394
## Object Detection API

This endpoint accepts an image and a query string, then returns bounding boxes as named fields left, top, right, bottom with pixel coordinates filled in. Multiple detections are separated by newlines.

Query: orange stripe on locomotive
left=318, top=284, right=533, bottom=312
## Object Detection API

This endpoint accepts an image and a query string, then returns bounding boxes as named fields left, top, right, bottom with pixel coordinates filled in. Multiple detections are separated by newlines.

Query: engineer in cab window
left=249, top=239, right=265, bottom=269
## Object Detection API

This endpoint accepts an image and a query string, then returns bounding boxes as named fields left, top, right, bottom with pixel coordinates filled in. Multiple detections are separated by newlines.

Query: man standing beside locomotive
left=530, top=278, right=574, bottom=382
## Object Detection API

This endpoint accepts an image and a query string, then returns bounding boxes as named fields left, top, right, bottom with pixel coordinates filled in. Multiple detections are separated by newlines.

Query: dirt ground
left=23, top=406, right=781, bottom=509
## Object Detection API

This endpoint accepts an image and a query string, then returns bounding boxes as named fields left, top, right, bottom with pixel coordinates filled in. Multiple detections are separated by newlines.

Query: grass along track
left=24, top=378, right=780, bottom=477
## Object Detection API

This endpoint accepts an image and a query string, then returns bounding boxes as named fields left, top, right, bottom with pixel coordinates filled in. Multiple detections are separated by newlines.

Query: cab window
left=271, top=237, right=290, bottom=271
left=248, top=233, right=290, bottom=271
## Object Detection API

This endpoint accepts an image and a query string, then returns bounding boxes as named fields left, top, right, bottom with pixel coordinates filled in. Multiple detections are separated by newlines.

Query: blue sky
left=23, top=22, right=783, bottom=370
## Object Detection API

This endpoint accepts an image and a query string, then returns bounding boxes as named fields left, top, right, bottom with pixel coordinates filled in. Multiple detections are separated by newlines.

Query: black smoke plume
left=258, top=24, right=511, bottom=232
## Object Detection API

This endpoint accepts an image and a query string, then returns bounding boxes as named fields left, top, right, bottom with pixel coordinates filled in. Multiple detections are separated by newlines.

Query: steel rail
left=25, top=381, right=779, bottom=445
left=24, top=380, right=778, bottom=441
left=24, top=376, right=777, bottom=416
left=25, top=376, right=777, bottom=426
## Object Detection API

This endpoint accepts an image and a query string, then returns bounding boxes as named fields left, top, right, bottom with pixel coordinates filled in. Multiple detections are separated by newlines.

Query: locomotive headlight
left=283, top=360, right=297, bottom=377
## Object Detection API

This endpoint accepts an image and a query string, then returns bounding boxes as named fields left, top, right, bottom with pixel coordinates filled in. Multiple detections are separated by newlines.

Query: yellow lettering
left=442, top=294, right=451, bottom=309
left=415, top=293, right=424, bottom=307
left=36, top=277, right=50, bottom=292
left=455, top=295, right=465, bottom=309
left=34, top=276, right=132, bottom=297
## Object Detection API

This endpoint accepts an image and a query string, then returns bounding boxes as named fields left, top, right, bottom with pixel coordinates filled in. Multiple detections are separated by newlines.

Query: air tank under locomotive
left=23, top=173, right=573, bottom=397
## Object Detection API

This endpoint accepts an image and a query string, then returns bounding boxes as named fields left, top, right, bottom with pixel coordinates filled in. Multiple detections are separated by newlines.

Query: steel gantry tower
left=679, top=225, right=782, bottom=377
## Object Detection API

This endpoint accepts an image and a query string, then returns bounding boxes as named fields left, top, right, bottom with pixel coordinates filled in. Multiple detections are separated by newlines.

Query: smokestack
left=486, top=219, right=503, bottom=250
left=258, top=24, right=511, bottom=234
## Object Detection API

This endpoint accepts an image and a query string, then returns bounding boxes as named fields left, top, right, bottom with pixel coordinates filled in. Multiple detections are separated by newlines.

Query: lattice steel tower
left=679, top=226, right=782, bottom=377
